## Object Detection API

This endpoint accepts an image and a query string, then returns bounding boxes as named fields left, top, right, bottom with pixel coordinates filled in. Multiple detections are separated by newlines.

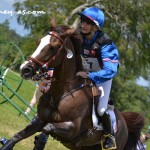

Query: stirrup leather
left=101, top=134, right=117, bottom=150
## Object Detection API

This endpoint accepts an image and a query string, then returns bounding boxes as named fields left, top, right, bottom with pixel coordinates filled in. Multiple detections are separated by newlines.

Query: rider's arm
left=88, top=42, right=119, bottom=84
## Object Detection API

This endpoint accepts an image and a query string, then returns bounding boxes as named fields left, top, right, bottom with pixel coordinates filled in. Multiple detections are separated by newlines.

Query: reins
left=35, top=71, right=93, bottom=97
left=60, top=78, right=93, bottom=100
left=28, top=56, right=43, bottom=67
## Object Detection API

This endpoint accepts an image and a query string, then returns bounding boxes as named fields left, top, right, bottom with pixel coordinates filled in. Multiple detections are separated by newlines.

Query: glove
left=76, top=71, right=88, bottom=78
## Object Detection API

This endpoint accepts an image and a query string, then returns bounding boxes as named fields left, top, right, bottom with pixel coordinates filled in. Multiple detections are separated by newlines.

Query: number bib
left=81, top=56, right=101, bottom=72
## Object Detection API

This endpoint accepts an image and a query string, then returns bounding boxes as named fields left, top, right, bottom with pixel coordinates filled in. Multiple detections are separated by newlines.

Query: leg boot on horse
left=33, top=133, right=49, bottom=150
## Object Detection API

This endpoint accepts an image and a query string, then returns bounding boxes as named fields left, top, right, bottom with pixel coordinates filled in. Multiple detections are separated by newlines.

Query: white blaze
left=31, top=35, right=51, bottom=58
left=20, top=35, right=51, bottom=71
left=20, top=61, right=29, bottom=70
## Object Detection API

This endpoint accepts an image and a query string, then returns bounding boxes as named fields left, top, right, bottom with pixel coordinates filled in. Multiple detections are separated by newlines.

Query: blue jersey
left=81, top=31, right=119, bottom=84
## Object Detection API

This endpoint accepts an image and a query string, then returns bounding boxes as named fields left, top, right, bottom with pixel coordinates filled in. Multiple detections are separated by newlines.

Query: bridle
left=28, top=31, right=64, bottom=70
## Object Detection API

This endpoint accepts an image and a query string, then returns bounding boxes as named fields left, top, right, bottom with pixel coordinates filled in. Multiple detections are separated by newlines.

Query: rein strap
left=28, top=56, right=44, bottom=67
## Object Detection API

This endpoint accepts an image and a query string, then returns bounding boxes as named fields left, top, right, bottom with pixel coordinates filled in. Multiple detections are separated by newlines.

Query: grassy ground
left=0, top=70, right=68, bottom=150
left=0, top=70, right=149, bottom=149
left=147, top=141, right=150, bottom=149
left=0, top=101, right=68, bottom=150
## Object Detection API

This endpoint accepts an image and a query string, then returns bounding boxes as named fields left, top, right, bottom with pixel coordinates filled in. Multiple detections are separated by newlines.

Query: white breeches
left=96, top=79, right=112, bottom=116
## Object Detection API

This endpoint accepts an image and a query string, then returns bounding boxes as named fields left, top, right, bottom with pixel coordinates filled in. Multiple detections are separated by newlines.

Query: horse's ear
left=61, top=28, right=76, bottom=37
left=50, top=17, right=56, bottom=30
left=66, top=28, right=76, bottom=36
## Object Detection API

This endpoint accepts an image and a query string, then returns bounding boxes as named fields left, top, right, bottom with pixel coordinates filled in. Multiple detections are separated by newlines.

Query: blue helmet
left=78, top=7, right=105, bottom=28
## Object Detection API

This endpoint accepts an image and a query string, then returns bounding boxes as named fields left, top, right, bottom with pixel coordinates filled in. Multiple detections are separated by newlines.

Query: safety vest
left=81, top=31, right=112, bottom=72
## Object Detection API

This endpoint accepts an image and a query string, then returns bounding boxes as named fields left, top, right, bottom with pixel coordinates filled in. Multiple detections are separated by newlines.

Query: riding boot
left=101, top=110, right=116, bottom=149
left=33, top=133, right=49, bottom=150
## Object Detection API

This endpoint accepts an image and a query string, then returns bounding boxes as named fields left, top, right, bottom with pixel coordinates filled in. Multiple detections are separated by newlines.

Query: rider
left=77, top=7, right=119, bottom=149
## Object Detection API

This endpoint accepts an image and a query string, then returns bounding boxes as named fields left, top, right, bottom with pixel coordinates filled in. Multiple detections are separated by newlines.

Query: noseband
left=28, top=31, right=64, bottom=70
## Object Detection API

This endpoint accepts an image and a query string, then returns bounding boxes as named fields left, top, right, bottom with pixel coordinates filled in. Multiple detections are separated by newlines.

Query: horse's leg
left=33, top=133, right=49, bottom=150
left=0, top=116, right=46, bottom=150
left=43, top=121, right=75, bottom=138
left=33, top=121, right=76, bottom=150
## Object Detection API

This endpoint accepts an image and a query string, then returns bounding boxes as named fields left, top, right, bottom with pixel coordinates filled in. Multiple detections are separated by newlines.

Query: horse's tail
left=121, top=112, right=145, bottom=150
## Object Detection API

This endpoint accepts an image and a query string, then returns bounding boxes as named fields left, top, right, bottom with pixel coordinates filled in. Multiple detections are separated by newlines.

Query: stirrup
left=101, top=134, right=117, bottom=150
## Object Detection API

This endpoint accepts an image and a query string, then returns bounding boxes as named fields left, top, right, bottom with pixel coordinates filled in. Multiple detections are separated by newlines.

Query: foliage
left=13, top=0, right=150, bottom=73
left=0, top=21, right=25, bottom=71
left=0, top=20, right=21, bottom=42
left=12, top=0, right=86, bottom=56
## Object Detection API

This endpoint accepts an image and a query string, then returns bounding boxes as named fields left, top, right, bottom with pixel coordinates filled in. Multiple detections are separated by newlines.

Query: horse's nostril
left=23, top=68, right=31, bottom=74
left=21, top=66, right=34, bottom=79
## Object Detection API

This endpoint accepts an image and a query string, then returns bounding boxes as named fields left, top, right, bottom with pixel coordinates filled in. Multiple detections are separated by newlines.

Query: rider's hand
left=76, top=71, right=88, bottom=78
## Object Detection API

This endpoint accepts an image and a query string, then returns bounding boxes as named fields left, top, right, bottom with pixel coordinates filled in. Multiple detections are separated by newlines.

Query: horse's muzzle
left=21, top=65, right=35, bottom=79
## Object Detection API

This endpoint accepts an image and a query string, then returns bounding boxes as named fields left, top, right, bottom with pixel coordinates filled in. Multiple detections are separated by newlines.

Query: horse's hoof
left=0, top=138, right=8, bottom=146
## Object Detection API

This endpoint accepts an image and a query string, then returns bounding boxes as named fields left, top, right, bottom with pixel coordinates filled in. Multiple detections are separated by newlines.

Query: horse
left=0, top=20, right=145, bottom=150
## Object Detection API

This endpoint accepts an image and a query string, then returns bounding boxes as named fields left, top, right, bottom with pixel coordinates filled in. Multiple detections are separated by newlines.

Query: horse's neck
left=55, top=56, right=76, bottom=80
left=50, top=36, right=83, bottom=101
left=51, top=58, right=77, bottom=100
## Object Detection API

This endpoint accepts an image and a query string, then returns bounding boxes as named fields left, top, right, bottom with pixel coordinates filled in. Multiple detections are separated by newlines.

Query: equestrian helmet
left=78, top=7, right=104, bottom=28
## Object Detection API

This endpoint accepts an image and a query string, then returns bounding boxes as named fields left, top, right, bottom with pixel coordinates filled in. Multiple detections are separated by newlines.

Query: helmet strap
left=81, top=31, right=91, bottom=36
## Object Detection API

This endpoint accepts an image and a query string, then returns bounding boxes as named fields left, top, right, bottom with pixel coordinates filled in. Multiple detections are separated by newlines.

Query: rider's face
left=81, top=20, right=94, bottom=34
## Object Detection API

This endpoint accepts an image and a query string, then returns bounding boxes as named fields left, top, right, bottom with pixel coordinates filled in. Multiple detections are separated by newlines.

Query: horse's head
left=20, top=21, right=82, bottom=80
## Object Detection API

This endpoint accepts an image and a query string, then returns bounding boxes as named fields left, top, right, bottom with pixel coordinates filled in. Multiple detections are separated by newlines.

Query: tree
left=0, top=20, right=21, bottom=42
left=0, top=20, right=23, bottom=57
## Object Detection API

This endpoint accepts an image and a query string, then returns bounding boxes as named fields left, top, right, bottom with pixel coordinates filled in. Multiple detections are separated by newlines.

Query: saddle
left=92, top=86, right=101, bottom=97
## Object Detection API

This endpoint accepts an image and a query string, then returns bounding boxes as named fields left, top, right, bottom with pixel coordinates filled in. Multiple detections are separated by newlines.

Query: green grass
left=0, top=102, right=68, bottom=150
left=0, top=70, right=150, bottom=150
left=0, top=70, right=68, bottom=150
left=147, top=141, right=150, bottom=149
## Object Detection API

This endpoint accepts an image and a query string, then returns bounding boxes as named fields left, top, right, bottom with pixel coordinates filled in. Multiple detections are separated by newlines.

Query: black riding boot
left=101, top=111, right=116, bottom=149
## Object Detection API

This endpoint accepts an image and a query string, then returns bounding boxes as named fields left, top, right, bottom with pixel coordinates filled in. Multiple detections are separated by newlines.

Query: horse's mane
left=50, top=25, right=83, bottom=72
left=69, top=28, right=83, bottom=72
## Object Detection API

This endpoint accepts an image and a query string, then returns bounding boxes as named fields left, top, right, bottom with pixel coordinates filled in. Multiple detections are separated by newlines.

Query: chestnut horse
left=0, top=22, right=145, bottom=150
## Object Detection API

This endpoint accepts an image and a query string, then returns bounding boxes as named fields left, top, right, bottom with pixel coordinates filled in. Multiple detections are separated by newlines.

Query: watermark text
left=0, top=10, right=46, bottom=16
